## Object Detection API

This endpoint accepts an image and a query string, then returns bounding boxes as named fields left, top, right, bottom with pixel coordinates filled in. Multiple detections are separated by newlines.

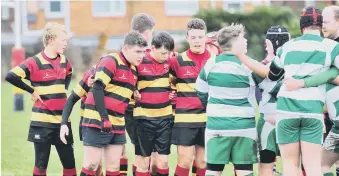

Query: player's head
left=186, top=18, right=207, bottom=54
left=131, top=13, right=156, bottom=45
left=151, top=31, right=175, bottom=63
left=266, top=25, right=290, bottom=55
left=218, top=23, right=247, bottom=54
left=42, top=22, right=70, bottom=54
left=206, top=31, right=222, bottom=56
left=123, top=31, right=148, bottom=66
left=300, top=6, right=323, bottom=34
left=322, top=5, right=339, bottom=39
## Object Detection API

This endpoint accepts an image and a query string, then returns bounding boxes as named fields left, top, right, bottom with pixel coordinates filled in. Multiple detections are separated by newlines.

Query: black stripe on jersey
left=138, top=73, right=169, bottom=81
left=31, top=79, right=65, bottom=87
left=103, top=91, right=130, bottom=104
left=176, top=78, right=197, bottom=84
left=18, top=64, right=30, bottom=79
left=141, top=58, right=153, bottom=64
left=138, top=100, right=171, bottom=109
left=110, top=79, right=135, bottom=92
left=32, top=107, right=63, bottom=115
left=140, top=87, right=171, bottom=93
left=177, top=55, right=196, bottom=67
left=97, top=66, right=115, bottom=78
left=78, top=80, right=90, bottom=92
left=118, top=65, right=130, bottom=71
left=40, top=93, right=67, bottom=100
left=134, top=114, right=173, bottom=120
left=177, top=92, right=198, bottom=97
left=60, top=58, right=68, bottom=68
left=169, top=68, right=177, bottom=78
left=85, top=104, right=124, bottom=117
left=175, top=108, right=205, bottom=114
left=33, top=56, right=54, bottom=70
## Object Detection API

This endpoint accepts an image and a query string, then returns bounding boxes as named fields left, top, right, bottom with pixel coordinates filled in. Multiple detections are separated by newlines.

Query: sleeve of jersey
left=72, top=71, right=92, bottom=98
left=331, top=44, right=339, bottom=69
left=94, top=57, right=116, bottom=87
left=61, top=92, right=80, bottom=125
left=304, top=67, right=339, bottom=88
left=5, top=59, right=34, bottom=93
left=195, top=67, right=209, bottom=108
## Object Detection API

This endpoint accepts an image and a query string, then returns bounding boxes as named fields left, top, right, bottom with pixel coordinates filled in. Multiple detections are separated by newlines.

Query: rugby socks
left=136, top=170, right=150, bottom=176
left=196, top=167, right=206, bottom=176
left=156, top=167, right=169, bottom=176
left=133, top=164, right=137, bottom=176
left=192, top=160, right=197, bottom=176
left=80, top=167, right=96, bottom=176
left=324, top=173, right=334, bottom=176
left=106, top=170, right=120, bottom=176
left=174, top=165, right=189, bottom=176
left=120, top=158, right=128, bottom=176
left=63, top=168, right=77, bottom=176
left=33, top=166, right=46, bottom=176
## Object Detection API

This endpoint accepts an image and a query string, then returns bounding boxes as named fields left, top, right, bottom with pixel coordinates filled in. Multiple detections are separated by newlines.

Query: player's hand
left=31, top=91, right=43, bottom=103
left=266, top=116, right=276, bottom=126
left=134, top=90, right=141, bottom=101
left=283, top=77, right=305, bottom=91
left=265, top=39, right=275, bottom=57
left=87, top=75, right=95, bottom=87
left=101, top=118, right=112, bottom=133
left=169, top=91, right=176, bottom=100
left=60, top=125, right=69, bottom=144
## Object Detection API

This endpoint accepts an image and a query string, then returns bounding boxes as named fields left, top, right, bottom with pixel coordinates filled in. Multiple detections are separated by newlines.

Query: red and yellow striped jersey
left=133, top=52, right=173, bottom=120
left=82, top=52, right=137, bottom=134
left=8, top=51, right=72, bottom=128
left=169, top=49, right=213, bottom=127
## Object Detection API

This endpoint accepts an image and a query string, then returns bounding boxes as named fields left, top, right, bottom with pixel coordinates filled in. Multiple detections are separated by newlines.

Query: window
left=223, top=1, right=244, bottom=13
left=1, top=7, right=10, bottom=20
left=92, top=0, right=126, bottom=17
left=165, top=0, right=199, bottom=16
left=45, top=1, right=64, bottom=19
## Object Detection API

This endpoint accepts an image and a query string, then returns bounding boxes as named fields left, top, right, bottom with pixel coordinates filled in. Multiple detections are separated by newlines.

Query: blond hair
left=42, top=22, right=69, bottom=47
left=217, top=23, right=245, bottom=51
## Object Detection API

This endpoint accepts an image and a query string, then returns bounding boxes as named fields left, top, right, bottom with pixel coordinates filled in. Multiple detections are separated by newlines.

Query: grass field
left=1, top=81, right=277, bottom=175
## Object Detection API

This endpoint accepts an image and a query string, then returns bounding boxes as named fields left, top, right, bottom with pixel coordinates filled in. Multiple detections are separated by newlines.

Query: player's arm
left=283, top=67, right=339, bottom=91
left=235, top=54, right=270, bottom=78
left=93, top=56, right=117, bottom=132
left=195, top=66, right=209, bottom=108
left=5, top=58, right=34, bottom=94
left=65, top=59, right=73, bottom=90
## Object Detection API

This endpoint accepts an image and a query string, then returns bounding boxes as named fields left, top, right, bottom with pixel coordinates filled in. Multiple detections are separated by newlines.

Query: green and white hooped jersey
left=326, top=84, right=339, bottom=128
left=272, top=34, right=339, bottom=119
left=258, top=79, right=282, bottom=120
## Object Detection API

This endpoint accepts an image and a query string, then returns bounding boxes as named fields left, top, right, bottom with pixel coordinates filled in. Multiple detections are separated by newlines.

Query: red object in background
left=11, top=47, right=25, bottom=68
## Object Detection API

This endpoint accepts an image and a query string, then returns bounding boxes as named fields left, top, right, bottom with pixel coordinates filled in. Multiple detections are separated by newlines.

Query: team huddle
left=4, top=5, right=339, bottom=176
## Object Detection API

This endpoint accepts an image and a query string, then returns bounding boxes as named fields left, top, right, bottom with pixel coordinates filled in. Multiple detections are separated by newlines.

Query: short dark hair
left=151, top=31, right=175, bottom=51
left=124, top=31, right=148, bottom=47
left=187, top=18, right=207, bottom=32
left=131, top=13, right=156, bottom=33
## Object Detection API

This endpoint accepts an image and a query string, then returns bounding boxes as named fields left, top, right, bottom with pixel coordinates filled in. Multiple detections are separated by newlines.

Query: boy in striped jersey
left=233, top=6, right=339, bottom=176
left=133, top=31, right=175, bottom=176
left=196, top=24, right=258, bottom=176
left=5, top=22, right=76, bottom=176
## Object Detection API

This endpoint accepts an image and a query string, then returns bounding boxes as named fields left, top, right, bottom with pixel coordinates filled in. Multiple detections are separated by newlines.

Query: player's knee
left=178, top=155, right=193, bottom=168
left=138, top=157, right=150, bottom=170
left=195, top=159, right=206, bottom=169
left=156, top=157, right=168, bottom=169
left=85, top=163, right=98, bottom=171
left=259, top=150, right=276, bottom=164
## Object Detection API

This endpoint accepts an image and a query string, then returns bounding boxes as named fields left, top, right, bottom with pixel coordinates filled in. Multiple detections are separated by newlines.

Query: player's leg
left=257, top=116, right=278, bottom=176
left=276, top=118, right=302, bottom=176
left=322, top=131, right=339, bottom=176
left=54, top=124, right=77, bottom=176
left=81, top=127, right=111, bottom=176
left=232, top=136, right=258, bottom=176
left=125, top=108, right=136, bottom=175
left=150, top=152, right=158, bottom=176
left=135, top=119, right=155, bottom=175
left=120, top=145, right=128, bottom=176
left=104, top=144, right=124, bottom=175
left=154, top=118, right=172, bottom=176
left=300, top=118, right=324, bottom=176
left=195, top=127, right=206, bottom=176
left=33, top=142, right=52, bottom=176
left=335, top=161, right=339, bottom=176
left=206, top=163, right=224, bottom=176
left=172, top=127, right=196, bottom=176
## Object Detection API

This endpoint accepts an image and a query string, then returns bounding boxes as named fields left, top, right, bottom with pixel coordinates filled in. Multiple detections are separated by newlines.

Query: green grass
left=1, top=81, right=276, bottom=175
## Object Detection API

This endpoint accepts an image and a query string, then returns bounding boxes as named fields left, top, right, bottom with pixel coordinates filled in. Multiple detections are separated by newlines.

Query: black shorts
left=82, top=127, right=126, bottom=147
left=124, top=108, right=136, bottom=144
left=171, top=127, right=205, bottom=147
left=27, top=123, right=74, bottom=145
left=79, top=117, right=83, bottom=141
left=135, top=118, right=172, bottom=157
